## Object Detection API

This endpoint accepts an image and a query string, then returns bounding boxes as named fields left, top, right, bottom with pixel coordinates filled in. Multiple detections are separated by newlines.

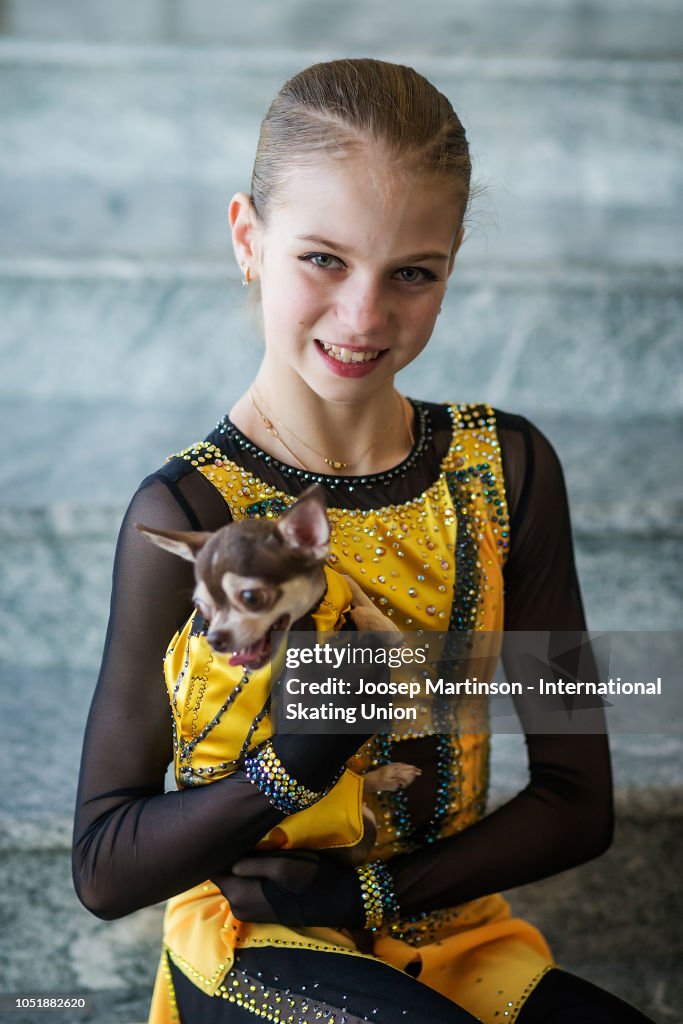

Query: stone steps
left=1, top=43, right=681, bottom=265
left=2, top=0, right=683, bottom=60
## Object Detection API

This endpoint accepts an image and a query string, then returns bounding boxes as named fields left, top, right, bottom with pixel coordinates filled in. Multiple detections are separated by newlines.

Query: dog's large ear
left=276, top=486, right=329, bottom=560
left=135, top=523, right=214, bottom=563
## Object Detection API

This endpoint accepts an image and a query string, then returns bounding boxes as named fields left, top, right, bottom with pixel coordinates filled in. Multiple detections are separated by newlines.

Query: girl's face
left=241, top=152, right=464, bottom=402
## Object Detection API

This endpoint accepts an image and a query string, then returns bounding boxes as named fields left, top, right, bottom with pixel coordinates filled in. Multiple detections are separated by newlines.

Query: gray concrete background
left=0, top=2, right=681, bottom=1021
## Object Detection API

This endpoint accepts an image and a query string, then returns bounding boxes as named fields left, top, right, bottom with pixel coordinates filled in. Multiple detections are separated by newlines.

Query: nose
left=207, top=630, right=231, bottom=653
left=336, top=276, right=389, bottom=337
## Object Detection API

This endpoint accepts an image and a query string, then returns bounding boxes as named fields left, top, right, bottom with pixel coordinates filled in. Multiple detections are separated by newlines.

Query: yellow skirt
left=148, top=882, right=555, bottom=1024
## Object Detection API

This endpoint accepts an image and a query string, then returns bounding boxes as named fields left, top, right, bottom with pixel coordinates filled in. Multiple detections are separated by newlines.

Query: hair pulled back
left=251, top=58, right=472, bottom=225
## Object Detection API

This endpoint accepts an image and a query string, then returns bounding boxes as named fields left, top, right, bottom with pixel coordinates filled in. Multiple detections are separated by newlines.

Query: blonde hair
left=250, top=58, right=472, bottom=226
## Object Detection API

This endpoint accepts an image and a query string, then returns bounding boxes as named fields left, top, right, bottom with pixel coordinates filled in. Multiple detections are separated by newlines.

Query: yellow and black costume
left=73, top=401, right=618, bottom=1024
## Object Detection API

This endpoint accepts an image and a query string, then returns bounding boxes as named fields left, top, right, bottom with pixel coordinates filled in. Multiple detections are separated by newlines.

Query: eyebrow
left=295, top=235, right=451, bottom=263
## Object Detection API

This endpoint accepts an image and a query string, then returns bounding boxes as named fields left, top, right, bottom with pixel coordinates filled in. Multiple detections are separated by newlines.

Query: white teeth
left=319, top=341, right=380, bottom=364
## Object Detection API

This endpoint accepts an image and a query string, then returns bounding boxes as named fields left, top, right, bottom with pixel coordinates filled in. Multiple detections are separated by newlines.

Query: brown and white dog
left=136, top=486, right=420, bottom=862
left=138, top=486, right=339, bottom=669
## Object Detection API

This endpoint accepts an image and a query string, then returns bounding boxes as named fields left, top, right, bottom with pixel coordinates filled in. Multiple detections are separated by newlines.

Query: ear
left=229, top=191, right=262, bottom=279
left=276, top=487, right=330, bottom=560
left=135, top=523, right=214, bottom=563
left=447, top=224, right=465, bottom=277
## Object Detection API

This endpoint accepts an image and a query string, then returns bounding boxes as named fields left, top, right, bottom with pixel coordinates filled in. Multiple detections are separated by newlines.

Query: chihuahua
left=136, top=485, right=421, bottom=862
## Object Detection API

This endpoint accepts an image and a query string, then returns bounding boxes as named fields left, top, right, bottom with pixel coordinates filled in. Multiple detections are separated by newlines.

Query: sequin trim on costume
left=244, top=739, right=344, bottom=815
left=166, top=640, right=263, bottom=786
left=357, top=861, right=400, bottom=930
left=215, top=964, right=370, bottom=1023
left=383, top=903, right=464, bottom=945
left=209, top=400, right=431, bottom=490
left=246, top=496, right=289, bottom=519
left=445, top=403, right=510, bottom=566
left=167, top=949, right=372, bottom=1023
left=495, top=964, right=556, bottom=1023
left=364, top=731, right=464, bottom=855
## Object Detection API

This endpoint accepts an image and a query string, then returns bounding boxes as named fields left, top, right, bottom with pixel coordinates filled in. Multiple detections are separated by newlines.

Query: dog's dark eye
left=239, top=589, right=271, bottom=611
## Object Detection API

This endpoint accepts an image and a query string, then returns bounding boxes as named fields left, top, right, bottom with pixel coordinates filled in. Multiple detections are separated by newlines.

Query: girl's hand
left=212, top=850, right=365, bottom=928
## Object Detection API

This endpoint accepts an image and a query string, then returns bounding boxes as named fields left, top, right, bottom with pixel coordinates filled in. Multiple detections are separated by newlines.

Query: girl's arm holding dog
left=72, top=472, right=369, bottom=921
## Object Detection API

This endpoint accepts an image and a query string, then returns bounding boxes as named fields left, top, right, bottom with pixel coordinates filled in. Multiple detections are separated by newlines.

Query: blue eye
left=395, top=267, right=436, bottom=284
left=299, top=253, right=344, bottom=270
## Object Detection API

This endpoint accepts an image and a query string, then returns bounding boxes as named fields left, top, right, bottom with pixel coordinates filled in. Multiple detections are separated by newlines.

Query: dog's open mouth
left=228, top=614, right=291, bottom=669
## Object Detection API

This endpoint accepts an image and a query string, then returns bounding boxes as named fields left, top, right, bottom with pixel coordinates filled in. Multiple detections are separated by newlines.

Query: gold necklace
left=249, top=388, right=414, bottom=472
left=248, top=391, right=307, bottom=470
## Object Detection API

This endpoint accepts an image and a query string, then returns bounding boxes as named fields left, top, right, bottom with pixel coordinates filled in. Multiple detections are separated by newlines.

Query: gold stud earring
left=241, top=264, right=252, bottom=287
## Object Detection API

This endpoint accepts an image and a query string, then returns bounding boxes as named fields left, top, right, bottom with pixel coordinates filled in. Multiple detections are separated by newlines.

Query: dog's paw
left=363, top=763, right=422, bottom=793
left=349, top=605, right=401, bottom=635
left=345, top=576, right=404, bottom=637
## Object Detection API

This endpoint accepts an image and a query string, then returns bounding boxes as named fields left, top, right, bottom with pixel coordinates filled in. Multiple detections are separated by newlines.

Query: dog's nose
left=207, top=632, right=231, bottom=653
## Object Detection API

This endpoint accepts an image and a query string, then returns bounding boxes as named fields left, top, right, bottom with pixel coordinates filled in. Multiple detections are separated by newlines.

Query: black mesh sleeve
left=72, top=467, right=367, bottom=920
left=386, top=416, right=614, bottom=916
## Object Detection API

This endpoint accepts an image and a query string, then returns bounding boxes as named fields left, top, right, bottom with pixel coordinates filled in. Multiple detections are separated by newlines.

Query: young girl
left=73, top=59, right=655, bottom=1023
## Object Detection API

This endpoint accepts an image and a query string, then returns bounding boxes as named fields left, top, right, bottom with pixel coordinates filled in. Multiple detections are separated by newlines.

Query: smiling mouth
left=227, top=613, right=291, bottom=669
left=316, top=340, right=385, bottom=364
